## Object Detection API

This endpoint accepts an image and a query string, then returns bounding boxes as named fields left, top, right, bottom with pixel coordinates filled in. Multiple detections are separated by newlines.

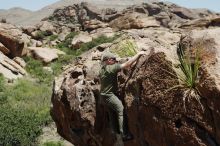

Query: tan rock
left=38, top=21, right=55, bottom=34
left=0, top=64, right=23, bottom=79
left=84, top=19, right=109, bottom=30
left=0, top=42, right=10, bottom=55
left=71, top=32, right=92, bottom=49
left=0, top=23, right=25, bottom=57
left=0, top=52, right=26, bottom=79
left=90, top=27, right=115, bottom=39
left=179, top=17, right=220, bottom=29
left=28, top=47, right=58, bottom=63
left=51, top=49, right=66, bottom=55
left=191, top=28, right=220, bottom=91
left=110, top=12, right=160, bottom=30
left=13, top=57, right=26, bottom=68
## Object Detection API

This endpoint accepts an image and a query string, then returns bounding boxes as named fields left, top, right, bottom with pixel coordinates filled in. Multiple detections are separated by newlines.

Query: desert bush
left=49, top=35, right=58, bottom=41
left=57, top=32, right=78, bottom=48
left=111, top=39, right=138, bottom=57
left=0, top=74, right=5, bottom=92
left=24, top=57, right=53, bottom=85
left=0, top=74, right=7, bottom=104
left=0, top=79, right=51, bottom=146
left=0, top=106, right=51, bottom=146
left=50, top=55, right=73, bottom=75
left=76, top=35, right=119, bottom=55
left=35, top=31, right=49, bottom=40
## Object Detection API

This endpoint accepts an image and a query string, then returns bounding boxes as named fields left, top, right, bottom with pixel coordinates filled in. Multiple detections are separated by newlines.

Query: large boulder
left=179, top=17, right=220, bottom=29
left=28, top=47, right=59, bottom=63
left=90, top=27, right=115, bottom=39
left=37, top=21, right=56, bottom=34
left=110, top=12, right=160, bottom=30
left=13, top=57, right=26, bottom=68
left=0, top=23, right=27, bottom=57
left=0, top=52, right=26, bottom=79
left=71, top=32, right=92, bottom=49
left=84, top=19, right=109, bottom=31
left=51, top=27, right=220, bottom=146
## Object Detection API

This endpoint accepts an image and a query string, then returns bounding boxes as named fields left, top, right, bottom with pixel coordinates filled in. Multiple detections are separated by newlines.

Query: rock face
left=42, top=1, right=220, bottom=146
left=71, top=32, right=93, bottom=49
left=51, top=26, right=220, bottom=146
left=43, top=2, right=219, bottom=33
left=0, top=22, right=30, bottom=57
left=109, top=12, right=160, bottom=30
left=0, top=52, right=27, bottom=79
left=0, top=42, right=10, bottom=55
left=28, top=47, right=60, bottom=63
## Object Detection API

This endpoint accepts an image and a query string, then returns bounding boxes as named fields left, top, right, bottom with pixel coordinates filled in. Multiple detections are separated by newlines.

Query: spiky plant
left=111, top=39, right=138, bottom=58
left=175, top=36, right=204, bottom=111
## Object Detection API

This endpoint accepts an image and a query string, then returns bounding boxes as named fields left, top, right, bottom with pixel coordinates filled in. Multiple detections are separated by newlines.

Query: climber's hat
left=101, top=52, right=116, bottom=62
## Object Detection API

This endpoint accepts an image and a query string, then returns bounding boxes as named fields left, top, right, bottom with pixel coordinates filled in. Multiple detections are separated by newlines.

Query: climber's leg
left=101, top=93, right=124, bottom=134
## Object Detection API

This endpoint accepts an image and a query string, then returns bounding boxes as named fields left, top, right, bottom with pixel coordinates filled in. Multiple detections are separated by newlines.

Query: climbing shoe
left=122, top=133, right=134, bottom=141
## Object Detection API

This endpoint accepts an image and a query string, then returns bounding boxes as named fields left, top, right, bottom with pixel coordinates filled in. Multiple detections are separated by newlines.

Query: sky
left=0, top=0, right=220, bottom=12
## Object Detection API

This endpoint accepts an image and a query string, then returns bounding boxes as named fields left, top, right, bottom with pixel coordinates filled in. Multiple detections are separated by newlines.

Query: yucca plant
left=163, top=36, right=207, bottom=112
left=176, top=36, right=203, bottom=111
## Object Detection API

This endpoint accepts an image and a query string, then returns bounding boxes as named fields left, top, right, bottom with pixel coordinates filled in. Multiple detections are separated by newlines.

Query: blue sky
left=0, top=0, right=219, bottom=12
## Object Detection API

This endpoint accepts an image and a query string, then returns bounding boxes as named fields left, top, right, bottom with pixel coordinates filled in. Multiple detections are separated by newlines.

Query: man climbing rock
left=99, top=51, right=146, bottom=141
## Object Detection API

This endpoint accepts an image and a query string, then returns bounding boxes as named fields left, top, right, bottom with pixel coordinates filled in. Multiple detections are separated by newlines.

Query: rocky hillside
left=0, top=0, right=158, bottom=26
left=48, top=1, right=220, bottom=146
left=1, top=1, right=220, bottom=146
left=0, top=7, right=33, bottom=25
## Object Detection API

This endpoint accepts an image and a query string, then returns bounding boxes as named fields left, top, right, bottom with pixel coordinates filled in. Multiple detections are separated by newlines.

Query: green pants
left=101, top=92, right=124, bottom=134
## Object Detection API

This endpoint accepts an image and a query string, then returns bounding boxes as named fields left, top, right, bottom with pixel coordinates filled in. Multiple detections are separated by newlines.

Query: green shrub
left=42, top=141, right=64, bottom=146
left=0, top=74, right=5, bottom=92
left=3, top=79, right=51, bottom=108
left=24, top=57, right=53, bottom=85
left=49, top=35, right=58, bottom=41
left=75, top=35, right=119, bottom=56
left=0, top=74, right=7, bottom=104
left=0, top=79, right=52, bottom=146
left=65, top=32, right=78, bottom=40
left=50, top=55, right=73, bottom=76
left=111, top=39, right=138, bottom=57
left=57, top=32, right=78, bottom=48
left=0, top=106, right=47, bottom=146
left=35, top=31, right=49, bottom=40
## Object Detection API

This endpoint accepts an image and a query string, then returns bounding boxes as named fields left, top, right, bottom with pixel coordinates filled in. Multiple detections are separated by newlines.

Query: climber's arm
left=121, top=51, right=146, bottom=69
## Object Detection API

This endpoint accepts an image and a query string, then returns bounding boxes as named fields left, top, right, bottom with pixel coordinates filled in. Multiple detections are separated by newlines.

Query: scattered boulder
left=38, top=21, right=56, bottom=34
left=171, top=6, right=199, bottom=20
left=71, top=32, right=92, bottom=49
left=143, top=2, right=161, bottom=16
left=13, top=57, right=26, bottom=68
left=22, top=26, right=36, bottom=36
left=84, top=19, right=108, bottom=31
left=0, top=23, right=26, bottom=57
left=28, top=47, right=59, bottom=63
left=179, top=17, right=220, bottom=28
left=51, top=48, right=66, bottom=55
left=90, top=27, right=115, bottom=39
left=0, top=52, right=27, bottom=79
left=30, top=39, right=43, bottom=47
left=110, top=12, right=160, bottom=30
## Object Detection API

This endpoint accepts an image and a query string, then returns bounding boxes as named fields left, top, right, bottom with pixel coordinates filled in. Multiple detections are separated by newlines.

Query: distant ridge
left=0, top=0, right=216, bottom=27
